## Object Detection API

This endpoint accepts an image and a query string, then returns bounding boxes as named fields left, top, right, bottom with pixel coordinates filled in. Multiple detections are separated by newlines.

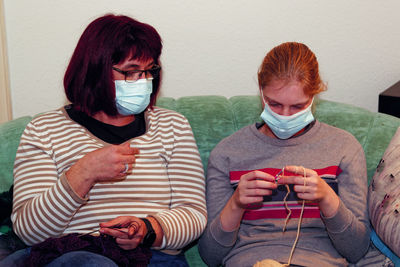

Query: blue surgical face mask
left=260, top=93, right=314, bottom=139
left=115, top=78, right=153, bottom=115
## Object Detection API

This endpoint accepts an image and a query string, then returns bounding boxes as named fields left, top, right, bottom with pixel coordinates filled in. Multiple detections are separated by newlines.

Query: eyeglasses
left=112, top=65, right=161, bottom=83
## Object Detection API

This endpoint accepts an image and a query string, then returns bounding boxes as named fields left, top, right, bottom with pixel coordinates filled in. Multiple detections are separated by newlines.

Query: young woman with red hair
left=199, top=42, right=371, bottom=266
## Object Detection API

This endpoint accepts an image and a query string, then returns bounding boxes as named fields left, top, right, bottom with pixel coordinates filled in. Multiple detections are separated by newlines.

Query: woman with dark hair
left=199, top=42, right=370, bottom=266
left=1, top=14, right=206, bottom=266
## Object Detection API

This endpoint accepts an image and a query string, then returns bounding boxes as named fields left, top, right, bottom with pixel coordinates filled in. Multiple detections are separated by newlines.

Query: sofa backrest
left=156, top=96, right=400, bottom=184
left=1, top=96, right=400, bottom=194
left=0, top=116, right=32, bottom=193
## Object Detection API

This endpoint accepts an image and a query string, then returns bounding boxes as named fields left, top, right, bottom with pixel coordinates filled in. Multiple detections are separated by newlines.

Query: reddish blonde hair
left=258, top=42, right=326, bottom=96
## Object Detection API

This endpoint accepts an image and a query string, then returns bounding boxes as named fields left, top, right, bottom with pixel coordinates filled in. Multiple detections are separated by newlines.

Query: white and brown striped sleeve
left=152, top=113, right=207, bottom=249
left=11, top=114, right=86, bottom=246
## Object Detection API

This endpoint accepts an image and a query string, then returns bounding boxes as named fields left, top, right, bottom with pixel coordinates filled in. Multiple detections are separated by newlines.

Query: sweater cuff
left=60, top=172, right=88, bottom=204
left=210, top=216, right=239, bottom=247
left=321, top=200, right=352, bottom=233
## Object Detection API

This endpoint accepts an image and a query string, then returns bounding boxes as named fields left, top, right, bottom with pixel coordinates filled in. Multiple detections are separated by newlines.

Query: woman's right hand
left=232, top=170, right=277, bottom=209
left=66, top=142, right=139, bottom=198
left=99, top=216, right=145, bottom=250
left=221, top=171, right=277, bottom=231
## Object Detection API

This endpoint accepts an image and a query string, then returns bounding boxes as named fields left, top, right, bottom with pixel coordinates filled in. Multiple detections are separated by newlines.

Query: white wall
left=4, top=0, right=400, bottom=118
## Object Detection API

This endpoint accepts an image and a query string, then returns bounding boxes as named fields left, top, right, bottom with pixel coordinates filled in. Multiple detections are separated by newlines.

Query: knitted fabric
left=25, top=233, right=152, bottom=267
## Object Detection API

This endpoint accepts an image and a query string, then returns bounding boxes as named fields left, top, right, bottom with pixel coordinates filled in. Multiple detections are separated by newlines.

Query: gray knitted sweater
left=198, top=121, right=370, bottom=267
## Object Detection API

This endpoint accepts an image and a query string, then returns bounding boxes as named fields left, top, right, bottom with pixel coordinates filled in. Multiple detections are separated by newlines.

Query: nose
left=279, top=107, right=292, bottom=116
left=138, top=71, right=147, bottom=79
left=142, top=70, right=154, bottom=80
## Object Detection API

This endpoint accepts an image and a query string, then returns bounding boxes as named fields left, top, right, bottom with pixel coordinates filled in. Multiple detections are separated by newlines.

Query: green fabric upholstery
left=0, top=116, right=32, bottom=193
left=158, top=96, right=400, bottom=184
left=1, top=96, right=400, bottom=266
left=312, top=99, right=400, bottom=183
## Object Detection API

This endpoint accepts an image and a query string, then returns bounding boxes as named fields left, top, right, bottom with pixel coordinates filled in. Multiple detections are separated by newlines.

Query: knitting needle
left=77, top=228, right=128, bottom=237
left=77, top=229, right=100, bottom=237
left=275, top=169, right=283, bottom=182
left=77, top=221, right=139, bottom=237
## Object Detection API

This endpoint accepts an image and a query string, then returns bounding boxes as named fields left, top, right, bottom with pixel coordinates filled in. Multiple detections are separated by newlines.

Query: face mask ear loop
left=283, top=166, right=307, bottom=267
left=260, top=89, right=267, bottom=106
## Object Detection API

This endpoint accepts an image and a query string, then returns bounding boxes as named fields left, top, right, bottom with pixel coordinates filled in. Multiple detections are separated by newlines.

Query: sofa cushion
left=0, top=116, right=32, bottom=193
left=368, top=127, right=400, bottom=257
left=313, top=99, right=400, bottom=183
left=157, top=96, right=238, bottom=170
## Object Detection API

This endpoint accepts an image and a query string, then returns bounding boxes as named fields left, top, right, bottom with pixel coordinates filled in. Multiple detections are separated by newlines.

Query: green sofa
left=1, top=95, right=400, bottom=266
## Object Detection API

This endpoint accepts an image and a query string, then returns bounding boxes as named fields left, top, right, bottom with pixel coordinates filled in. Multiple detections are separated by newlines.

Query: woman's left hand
left=277, top=165, right=340, bottom=217
left=99, top=216, right=146, bottom=250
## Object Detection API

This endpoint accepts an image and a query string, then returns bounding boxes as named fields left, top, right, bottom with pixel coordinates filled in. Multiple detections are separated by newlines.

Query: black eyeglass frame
left=112, top=65, right=161, bottom=82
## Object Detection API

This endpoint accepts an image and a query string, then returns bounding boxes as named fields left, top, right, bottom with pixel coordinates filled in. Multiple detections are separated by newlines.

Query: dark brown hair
left=64, top=14, right=162, bottom=116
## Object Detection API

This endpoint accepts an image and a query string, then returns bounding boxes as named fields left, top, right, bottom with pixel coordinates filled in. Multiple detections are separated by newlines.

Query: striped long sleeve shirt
left=11, top=106, right=207, bottom=250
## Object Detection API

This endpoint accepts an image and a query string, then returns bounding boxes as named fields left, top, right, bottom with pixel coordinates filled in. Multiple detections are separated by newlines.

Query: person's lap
left=0, top=247, right=189, bottom=267
left=0, top=247, right=30, bottom=267
left=148, top=250, right=189, bottom=267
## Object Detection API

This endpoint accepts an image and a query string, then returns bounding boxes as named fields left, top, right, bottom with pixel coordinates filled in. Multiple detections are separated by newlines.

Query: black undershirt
left=65, top=105, right=146, bottom=144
